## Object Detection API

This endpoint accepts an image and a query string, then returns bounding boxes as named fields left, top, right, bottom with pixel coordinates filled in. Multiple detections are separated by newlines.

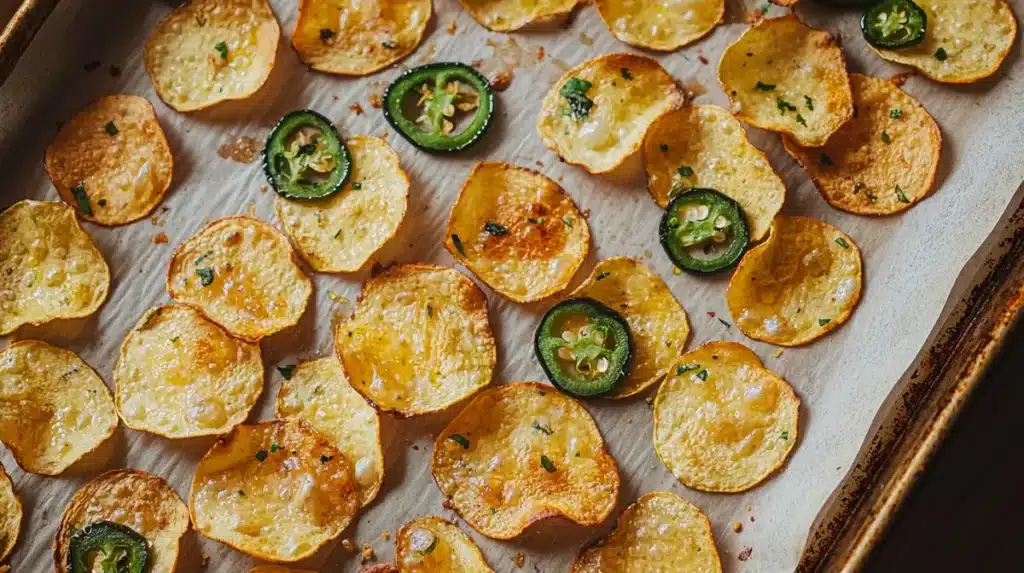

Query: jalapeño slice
left=383, top=62, right=494, bottom=152
left=68, top=521, right=150, bottom=573
left=535, top=298, right=633, bottom=398
left=861, top=0, right=927, bottom=49
left=660, top=188, right=749, bottom=274
left=262, top=109, right=351, bottom=199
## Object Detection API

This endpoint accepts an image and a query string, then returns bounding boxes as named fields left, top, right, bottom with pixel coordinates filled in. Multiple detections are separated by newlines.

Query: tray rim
left=0, top=0, right=59, bottom=88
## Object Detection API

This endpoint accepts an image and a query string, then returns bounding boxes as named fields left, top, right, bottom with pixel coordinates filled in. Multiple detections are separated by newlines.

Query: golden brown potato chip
left=653, top=342, right=799, bottom=492
left=458, top=0, right=579, bottom=31
left=190, top=419, right=361, bottom=562
left=276, top=357, right=384, bottom=506
left=571, top=491, right=721, bottom=573
left=396, top=516, right=494, bottom=572
left=595, top=0, right=723, bottom=51
left=444, top=162, right=590, bottom=303
left=292, top=0, right=431, bottom=76
left=335, top=264, right=496, bottom=417
left=782, top=73, right=941, bottom=215
left=114, top=304, right=263, bottom=439
left=727, top=216, right=862, bottom=346
left=144, top=0, right=280, bottom=112
left=872, top=0, right=1017, bottom=84
left=0, top=464, right=20, bottom=563
left=45, top=95, right=173, bottom=226
left=53, top=469, right=190, bottom=573
left=432, top=382, right=619, bottom=539
left=167, top=216, right=312, bottom=342
left=0, top=340, right=117, bottom=475
left=538, top=53, right=684, bottom=174
left=568, top=258, right=690, bottom=398
left=0, top=200, right=110, bottom=335
left=718, top=14, right=853, bottom=147
left=644, top=104, right=785, bottom=241
left=277, top=136, right=409, bottom=273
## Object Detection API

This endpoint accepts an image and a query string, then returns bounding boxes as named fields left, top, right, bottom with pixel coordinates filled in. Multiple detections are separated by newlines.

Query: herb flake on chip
left=818, top=318, right=831, bottom=326
left=677, top=165, right=694, bottom=177
left=890, top=108, right=903, bottom=119
left=755, top=81, right=775, bottom=91
left=935, top=47, right=948, bottom=61
left=776, top=98, right=797, bottom=114
left=835, top=237, right=850, bottom=249
left=540, top=455, right=556, bottom=473
left=532, top=422, right=553, bottom=435
left=215, top=41, right=228, bottom=60
left=620, top=68, right=633, bottom=80
left=804, top=95, right=814, bottom=110
left=451, top=234, right=466, bottom=256
left=270, top=443, right=280, bottom=453
left=483, top=221, right=508, bottom=236
left=104, top=121, right=118, bottom=136
left=896, top=185, right=910, bottom=203
left=319, top=28, right=335, bottom=42
left=560, top=77, right=594, bottom=120
left=448, top=434, right=470, bottom=449
left=320, top=455, right=334, bottom=464
left=676, top=363, right=699, bottom=376
left=596, top=271, right=610, bottom=281
left=562, top=217, right=574, bottom=227
left=277, top=364, right=296, bottom=379
left=696, top=369, right=709, bottom=381
left=796, top=114, right=807, bottom=126
left=382, top=40, right=398, bottom=49
left=880, top=131, right=891, bottom=144
left=255, top=449, right=268, bottom=462
left=71, top=183, right=92, bottom=215
left=196, top=267, right=214, bottom=286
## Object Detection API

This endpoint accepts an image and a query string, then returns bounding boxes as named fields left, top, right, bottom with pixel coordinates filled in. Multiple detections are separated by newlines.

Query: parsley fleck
left=319, top=28, right=335, bottom=42
left=881, top=131, right=891, bottom=144
left=382, top=40, right=398, bottom=49
left=776, top=98, right=797, bottom=114
left=596, top=271, right=610, bottom=281
left=426, top=305, right=433, bottom=317
left=196, top=267, right=214, bottom=286
left=215, top=41, right=228, bottom=60
left=620, top=67, right=632, bottom=80
left=352, top=182, right=362, bottom=190
left=484, top=221, right=508, bottom=236
left=170, top=336, right=180, bottom=343
left=104, top=121, right=118, bottom=136
left=97, top=199, right=107, bottom=207
left=562, top=217, right=574, bottom=227
left=755, top=81, right=776, bottom=92
left=320, top=455, right=334, bottom=464
left=448, top=434, right=470, bottom=449
left=935, top=47, right=948, bottom=61
left=451, top=234, right=465, bottom=256
left=659, top=144, right=669, bottom=152
left=255, top=449, right=268, bottom=462
left=796, top=114, right=807, bottom=126
left=277, top=364, right=297, bottom=379
left=540, top=455, right=556, bottom=473
left=896, top=185, right=910, bottom=203
left=804, top=95, right=814, bottom=110
left=835, top=237, right=850, bottom=249
left=560, top=77, right=594, bottom=120
left=270, top=443, right=280, bottom=453
left=334, top=228, right=342, bottom=239
left=195, top=251, right=214, bottom=265
left=532, top=422, right=553, bottom=435
left=780, top=431, right=789, bottom=440
left=677, top=165, right=694, bottom=177
left=818, top=318, right=832, bottom=326
left=854, top=182, right=866, bottom=193
left=890, top=108, right=903, bottom=119
left=820, top=153, right=834, bottom=166
left=717, top=318, right=732, bottom=329
left=676, top=364, right=699, bottom=376
left=71, top=183, right=92, bottom=215
left=696, top=369, right=709, bottom=381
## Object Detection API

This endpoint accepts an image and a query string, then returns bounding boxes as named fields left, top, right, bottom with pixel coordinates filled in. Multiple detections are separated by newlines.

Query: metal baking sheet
left=1, top=0, right=1022, bottom=571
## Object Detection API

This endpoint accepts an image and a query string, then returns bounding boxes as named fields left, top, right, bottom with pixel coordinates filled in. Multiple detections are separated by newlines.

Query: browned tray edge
left=0, top=0, right=60, bottom=88
left=800, top=197, right=1024, bottom=572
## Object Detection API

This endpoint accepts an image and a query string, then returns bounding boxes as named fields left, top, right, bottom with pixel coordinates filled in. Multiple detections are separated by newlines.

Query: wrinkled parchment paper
left=2, top=0, right=1022, bottom=571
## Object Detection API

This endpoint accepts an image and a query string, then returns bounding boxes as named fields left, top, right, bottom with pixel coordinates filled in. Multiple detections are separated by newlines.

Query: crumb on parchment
left=369, top=94, right=384, bottom=108
left=446, top=20, right=457, bottom=34
left=152, top=232, right=168, bottom=244
left=350, top=103, right=365, bottom=115
left=381, top=530, right=390, bottom=540
left=738, top=547, right=753, bottom=561
left=732, top=521, right=743, bottom=533
left=342, top=538, right=356, bottom=552
left=513, top=552, right=526, bottom=568
left=362, top=543, right=376, bottom=562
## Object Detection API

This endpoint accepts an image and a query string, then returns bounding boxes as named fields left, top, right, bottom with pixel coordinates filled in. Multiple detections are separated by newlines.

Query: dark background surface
left=864, top=321, right=1024, bottom=572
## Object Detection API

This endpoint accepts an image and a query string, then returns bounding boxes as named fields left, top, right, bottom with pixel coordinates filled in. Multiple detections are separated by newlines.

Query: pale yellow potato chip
left=276, top=136, right=409, bottom=273
left=0, top=200, right=110, bottom=336
left=0, top=464, right=20, bottom=563
left=457, top=0, right=580, bottom=31
left=653, top=342, right=799, bottom=492
left=335, top=264, right=496, bottom=417
left=718, top=14, right=853, bottom=147
left=167, top=216, right=312, bottom=342
left=45, top=95, right=173, bottom=226
left=644, top=105, right=785, bottom=241
left=568, top=258, right=690, bottom=398
left=190, top=419, right=361, bottom=562
left=396, top=516, right=494, bottom=572
left=114, top=304, right=263, bottom=439
left=595, top=0, right=723, bottom=51
left=444, top=162, right=590, bottom=303
left=0, top=340, right=117, bottom=476
left=432, top=382, right=619, bottom=539
left=144, top=0, right=280, bottom=112
left=727, top=216, right=862, bottom=346
left=571, top=491, right=722, bottom=573
left=292, top=0, right=431, bottom=76
left=783, top=73, right=941, bottom=215
left=872, top=0, right=1017, bottom=84
left=276, top=357, right=384, bottom=506
left=53, top=469, right=190, bottom=573
left=538, top=53, right=684, bottom=174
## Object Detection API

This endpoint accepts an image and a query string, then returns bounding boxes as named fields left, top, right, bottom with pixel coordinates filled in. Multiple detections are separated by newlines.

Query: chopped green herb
left=382, top=40, right=398, bottom=49
left=796, top=114, right=807, bottom=126
left=540, top=455, right=556, bottom=473
left=215, top=41, right=228, bottom=59
left=818, top=318, right=832, bottom=326
left=451, top=234, right=465, bottom=256
left=780, top=431, right=789, bottom=440
left=71, top=183, right=92, bottom=215
left=562, top=217, right=574, bottom=227
left=277, top=364, right=297, bottom=379
left=270, top=443, right=280, bottom=453
left=334, top=229, right=342, bottom=239
left=170, top=336, right=180, bottom=343
left=97, top=199, right=107, bottom=207
left=532, top=422, right=553, bottom=435
left=528, top=217, right=545, bottom=224
left=935, top=47, right=948, bottom=61
left=717, top=318, right=732, bottom=329
left=352, top=181, right=362, bottom=190
left=659, top=144, right=669, bottom=152
left=854, top=182, right=866, bottom=193
left=696, top=369, right=709, bottom=381
left=676, top=364, right=699, bottom=376
left=755, top=81, right=776, bottom=91
left=319, top=28, right=335, bottom=42
left=620, top=68, right=633, bottom=80
left=255, top=449, right=268, bottom=462
left=896, top=185, right=910, bottom=203
left=759, top=1, right=770, bottom=12
left=560, top=77, right=594, bottom=120
left=195, top=251, right=214, bottom=265
left=426, top=305, right=433, bottom=317
left=196, top=267, right=214, bottom=286
left=867, top=192, right=879, bottom=203
left=820, top=153, right=834, bottom=166
left=804, top=95, right=814, bottom=110
left=776, top=98, right=797, bottom=114
left=448, top=434, right=470, bottom=449
left=881, top=131, right=891, bottom=144
left=890, top=108, right=903, bottom=119
left=596, top=271, right=610, bottom=281
left=104, top=121, right=118, bottom=136
left=320, top=455, right=334, bottom=464
left=835, top=237, right=850, bottom=249
left=484, top=221, right=508, bottom=236
left=237, top=490, right=245, bottom=496
left=677, top=165, right=694, bottom=177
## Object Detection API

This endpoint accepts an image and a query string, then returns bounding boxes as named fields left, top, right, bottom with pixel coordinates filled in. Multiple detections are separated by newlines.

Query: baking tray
left=0, top=0, right=59, bottom=87
left=1, top=0, right=1023, bottom=571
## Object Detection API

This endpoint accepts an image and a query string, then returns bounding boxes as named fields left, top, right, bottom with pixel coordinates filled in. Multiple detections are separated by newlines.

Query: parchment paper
left=1, top=0, right=1022, bottom=571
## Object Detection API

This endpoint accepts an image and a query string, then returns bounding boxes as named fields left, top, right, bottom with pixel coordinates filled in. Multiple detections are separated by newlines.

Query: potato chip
left=782, top=73, right=941, bottom=215
left=362, top=566, right=399, bottom=573
left=568, top=258, right=690, bottom=399
left=144, top=0, right=280, bottom=112
left=276, top=357, right=384, bottom=506
left=718, top=14, right=853, bottom=147
left=727, top=216, right=862, bottom=346
left=644, top=105, right=785, bottom=241
left=167, top=216, right=312, bottom=341
left=0, top=200, right=110, bottom=336
left=335, top=264, right=495, bottom=417
left=396, top=516, right=494, bottom=572
left=444, top=162, right=590, bottom=303
left=653, top=342, right=799, bottom=492
left=190, top=419, right=361, bottom=562
left=292, top=0, right=431, bottom=76
left=595, top=0, right=723, bottom=51
left=251, top=568, right=318, bottom=573
left=44, top=95, right=173, bottom=226
left=114, top=304, right=263, bottom=439
left=432, top=382, right=619, bottom=539
left=53, top=469, right=190, bottom=573
left=457, top=0, right=579, bottom=31
left=0, top=464, right=20, bottom=563
left=538, top=53, right=684, bottom=174
left=872, top=0, right=1017, bottom=84
left=571, top=491, right=721, bottom=573
left=0, top=340, right=117, bottom=475
left=276, top=136, right=409, bottom=273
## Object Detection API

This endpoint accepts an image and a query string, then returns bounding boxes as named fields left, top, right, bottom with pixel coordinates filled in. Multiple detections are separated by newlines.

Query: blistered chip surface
left=595, top=0, right=723, bottom=51
left=396, top=516, right=494, bottom=572
left=458, top=0, right=580, bottom=31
